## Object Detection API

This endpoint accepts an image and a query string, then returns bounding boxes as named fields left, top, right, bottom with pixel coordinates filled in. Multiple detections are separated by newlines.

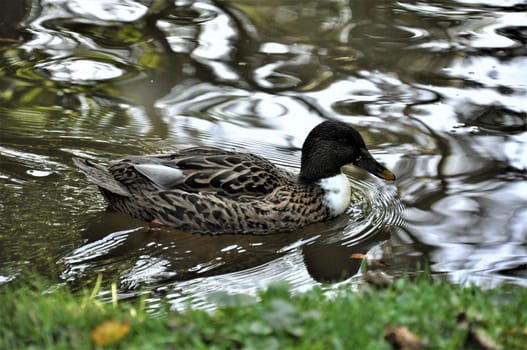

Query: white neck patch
left=318, top=173, right=351, bottom=216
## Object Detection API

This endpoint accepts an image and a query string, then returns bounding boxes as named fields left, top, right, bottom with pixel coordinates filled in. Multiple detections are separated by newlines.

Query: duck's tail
left=72, top=157, right=131, bottom=197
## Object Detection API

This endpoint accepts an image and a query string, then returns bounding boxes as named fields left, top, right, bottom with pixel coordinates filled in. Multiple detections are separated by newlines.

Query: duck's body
left=73, top=121, right=395, bottom=234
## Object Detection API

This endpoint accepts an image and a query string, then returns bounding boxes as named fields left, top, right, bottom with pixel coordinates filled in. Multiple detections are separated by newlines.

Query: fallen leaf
left=384, top=325, right=423, bottom=350
left=510, top=326, right=527, bottom=336
left=471, top=328, right=503, bottom=350
left=456, top=311, right=502, bottom=350
left=91, top=319, right=131, bottom=346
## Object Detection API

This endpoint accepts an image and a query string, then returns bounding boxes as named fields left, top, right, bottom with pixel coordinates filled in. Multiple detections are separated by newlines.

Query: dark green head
left=299, top=120, right=396, bottom=183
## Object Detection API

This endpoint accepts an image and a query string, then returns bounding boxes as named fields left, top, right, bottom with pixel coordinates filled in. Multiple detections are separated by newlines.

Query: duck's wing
left=109, top=147, right=295, bottom=197
left=74, top=156, right=185, bottom=196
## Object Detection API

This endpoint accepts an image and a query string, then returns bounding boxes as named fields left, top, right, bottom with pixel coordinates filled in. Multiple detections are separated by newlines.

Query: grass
left=1, top=275, right=527, bottom=349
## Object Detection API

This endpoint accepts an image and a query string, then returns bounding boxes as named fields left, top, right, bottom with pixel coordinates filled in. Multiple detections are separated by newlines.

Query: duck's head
left=299, top=120, right=396, bottom=183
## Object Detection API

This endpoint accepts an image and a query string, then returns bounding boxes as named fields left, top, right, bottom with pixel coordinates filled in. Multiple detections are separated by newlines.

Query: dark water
left=1, top=0, right=526, bottom=308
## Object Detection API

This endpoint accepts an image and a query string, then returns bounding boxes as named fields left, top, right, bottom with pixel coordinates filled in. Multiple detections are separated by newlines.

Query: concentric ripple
left=341, top=176, right=404, bottom=246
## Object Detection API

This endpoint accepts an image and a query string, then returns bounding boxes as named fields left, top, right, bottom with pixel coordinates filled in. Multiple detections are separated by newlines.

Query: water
left=1, top=0, right=526, bottom=308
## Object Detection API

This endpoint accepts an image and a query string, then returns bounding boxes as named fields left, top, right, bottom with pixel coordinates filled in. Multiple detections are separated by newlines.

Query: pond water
left=1, top=0, right=526, bottom=308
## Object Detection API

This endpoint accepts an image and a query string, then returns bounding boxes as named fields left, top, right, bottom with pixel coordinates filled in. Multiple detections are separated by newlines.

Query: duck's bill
left=353, top=152, right=396, bottom=181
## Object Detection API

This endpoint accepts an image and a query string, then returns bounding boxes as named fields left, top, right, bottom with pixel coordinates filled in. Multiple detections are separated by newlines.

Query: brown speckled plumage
left=73, top=121, right=396, bottom=234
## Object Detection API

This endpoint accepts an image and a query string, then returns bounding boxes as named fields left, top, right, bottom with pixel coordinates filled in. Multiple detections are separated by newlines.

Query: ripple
left=455, top=0, right=527, bottom=9
left=26, top=169, right=55, bottom=177
left=324, top=175, right=404, bottom=247
left=155, top=81, right=325, bottom=145
left=156, top=2, right=220, bottom=54
left=35, top=57, right=130, bottom=85
left=328, top=74, right=439, bottom=119
left=165, top=2, right=218, bottom=24
left=467, top=105, right=526, bottom=134
left=351, top=23, right=422, bottom=43
left=498, top=26, right=527, bottom=46
left=458, top=13, right=526, bottom=50
left=157, top=250, right=311, bottom=310
left=396, top=1, right=481, bottom=16
left=0, top=144, right=64, bottom=182
left=157, top=1, right=232, bottom=68
left=254, top=62, right=305, bottom=90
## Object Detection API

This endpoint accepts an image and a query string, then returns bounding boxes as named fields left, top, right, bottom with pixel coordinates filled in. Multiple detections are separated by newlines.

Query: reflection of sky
left=504, top=134, right=527, bottom=169
left=36, top=58, right=125, bottom=83
left=444, top=56, right=527, bottom=91
left=67, top=0, right=148, bottom=22
left=158, top=250, right=314, bottom=311
left=156, top=82, right=325, bottom=157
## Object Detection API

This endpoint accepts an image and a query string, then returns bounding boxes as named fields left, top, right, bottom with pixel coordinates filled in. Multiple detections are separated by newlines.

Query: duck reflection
left=61, top=207, right=400, bottom=296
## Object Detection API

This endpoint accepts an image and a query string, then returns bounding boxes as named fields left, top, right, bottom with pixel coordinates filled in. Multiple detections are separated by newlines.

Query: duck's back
left=108, top=147, right=295, bottom=198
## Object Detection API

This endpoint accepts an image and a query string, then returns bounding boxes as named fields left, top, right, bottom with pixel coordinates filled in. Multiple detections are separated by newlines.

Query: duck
left=73, top=120, right=395, bottom=234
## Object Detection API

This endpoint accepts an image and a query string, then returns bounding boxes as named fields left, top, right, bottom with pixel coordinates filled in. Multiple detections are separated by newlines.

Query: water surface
left=1, top=0, right=526, bottom=307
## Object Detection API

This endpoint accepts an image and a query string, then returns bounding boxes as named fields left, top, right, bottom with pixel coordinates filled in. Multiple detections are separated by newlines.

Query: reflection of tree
left=3, top=0, right=463, bottom=131
left=218, top=0, right=353, bottom=92
left=0, top=1, right=187, bottom=138
left=0, top=1, right=27, bottom=40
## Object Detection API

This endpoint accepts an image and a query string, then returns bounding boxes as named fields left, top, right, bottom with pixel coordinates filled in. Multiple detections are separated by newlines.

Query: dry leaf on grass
left=471, top=329, right=503, bottom=350
left=91, top=319, right=131, bottom=346
left=457, top=311, right=502, bottom=350
left=384, top=325, right=423, bottom=350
